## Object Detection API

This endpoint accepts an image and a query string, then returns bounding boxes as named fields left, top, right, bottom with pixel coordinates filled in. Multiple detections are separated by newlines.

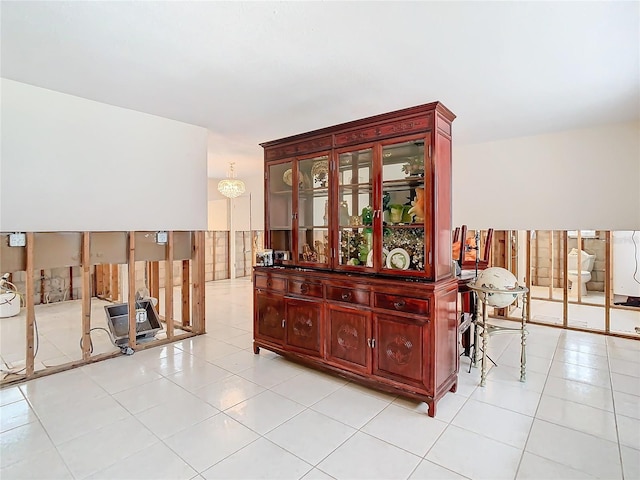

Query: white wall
left=208, top=199, right=229, bottom=231
left=453, top=121, right=640, bottom=230
left=1, top=79, right=208, bottom=232
left=207, top=173, right=264, bottom=231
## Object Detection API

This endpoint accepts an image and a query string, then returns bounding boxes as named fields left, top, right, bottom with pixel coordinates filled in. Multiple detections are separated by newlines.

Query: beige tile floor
left=517, top=286, right=639, bottom=335
left=0, top=292, right=188, bottom=375
left=1, top=277, right=639, bottom=480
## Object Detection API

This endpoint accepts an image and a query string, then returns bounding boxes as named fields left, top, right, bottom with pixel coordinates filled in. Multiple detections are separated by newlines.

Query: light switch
left=9, top=233, right=26, bottom=247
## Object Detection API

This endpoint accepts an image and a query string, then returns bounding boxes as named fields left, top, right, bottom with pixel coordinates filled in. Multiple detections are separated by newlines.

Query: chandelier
left=217, top=162, right=246, bottom=198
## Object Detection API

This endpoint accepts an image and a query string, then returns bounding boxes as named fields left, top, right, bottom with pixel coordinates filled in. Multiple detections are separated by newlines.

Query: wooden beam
left=102, top=263, right=110, bottom=298
left=548, top=231, right=553, bottom=299
left=181, top=259, right=190, bottom=327
left=95, top=264, right=104, bottom=296
left=226, top=231, right=231, bottom=280
left=81, top=232, right=91, bottom=360
left=165, top=231, right=174, bottom=339
left=577, top=231, right=583, bottom=304
left=25, top=233, right=35, bottom=376
left=525, top=230, right=531, bottom=324
left=563, top=231, right=568, bottom=327
left=110, top=264, right=119, bottom=302
left=128, top=231, right=137, bottom=349
left=39, top=269, right=45, bottom=305
left=150, top=261, right=160, bottom=312
left=211, top=232, right=218, bottom=280
left=69, top=266, right=74, bottom=300
left=605, top=231, right=612, bottom=333
left=191, top=231, right=206, bottom=334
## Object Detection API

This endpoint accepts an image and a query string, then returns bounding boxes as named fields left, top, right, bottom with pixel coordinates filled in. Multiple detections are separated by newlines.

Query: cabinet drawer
left=374, top=293, right=429, bottom=316
left=326, top=286, right=370, bottom=306
left=288, top=279, right=323, bottom=298
left=255, top=274, right=287, bottom=292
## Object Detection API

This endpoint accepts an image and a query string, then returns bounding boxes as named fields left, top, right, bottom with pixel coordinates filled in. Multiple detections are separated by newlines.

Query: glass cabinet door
left=267, top=161, right=293, bottom=259
left=380, top=140, right=426, bottom=273
left=337, top=148, right=374, bottom=268
left=296, top=155, right=330, bottom=266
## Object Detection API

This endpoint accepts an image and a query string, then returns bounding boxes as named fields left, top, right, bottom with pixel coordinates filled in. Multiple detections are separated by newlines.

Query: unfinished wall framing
left=0, top=230, right=206, bottom=386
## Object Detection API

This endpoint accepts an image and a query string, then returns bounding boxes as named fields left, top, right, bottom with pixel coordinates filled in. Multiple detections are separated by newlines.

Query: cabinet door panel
left=373, top=314, right=427, bottom=390
left=255, top=292, right=285, bottom=344
left=297, top=154, right=330, bottom=268
left=267, top=161, right=293, bottom=256
left=285, top=298, right=322, bottom=356
left=326, top=305, right=370, bottom=374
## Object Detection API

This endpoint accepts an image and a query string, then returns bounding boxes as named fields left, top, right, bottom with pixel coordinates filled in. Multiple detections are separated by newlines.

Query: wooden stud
left=39, top=269, right=45, bottom=305
left=110, top=264, right=119, bottom=302
left=150, top=261, right=160, bottom=312
left=69, top=266, right=74, bottom=300
left=181, top=259, right=190, bottom=327
left=81, top=232, right=91, bottom=360
left=102, top=263, right=110, bottom=298
left=534, top=231, right=539, bottom=285
left=95, top=264, right=104, bottom=296
left=225, top=232, right=232, bottom=279
left=525, top=230, right=531, bottom=324
left=212, top=231, right=217, bottom=281
left=605, top=231, right=612, bottom=333
left=576, top=231, right=582, bottom=304
left=128, top=231, right=137, bottom=349
left=165, top=231, right=174, bottom=339
left=25, top=232, right=35, bottom=376
left=563, top=231, right=568, bottom=327
left=191, top=231, right=206, bottom=334
left=548, top=231, right=553, bottom=299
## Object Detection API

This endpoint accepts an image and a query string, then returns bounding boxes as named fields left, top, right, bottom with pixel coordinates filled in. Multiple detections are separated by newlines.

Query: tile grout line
left=608, top=338, right=627, bottom=480
left=512, top=330, right=559, bottom=479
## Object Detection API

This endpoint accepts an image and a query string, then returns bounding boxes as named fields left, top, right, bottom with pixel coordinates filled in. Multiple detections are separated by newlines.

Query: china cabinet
left=254, top=102, right=458, bottom=416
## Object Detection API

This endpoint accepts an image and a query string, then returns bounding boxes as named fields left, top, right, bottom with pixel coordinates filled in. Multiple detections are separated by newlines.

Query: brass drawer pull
left=341, top=291, right=352, bottom=301
left=394, top=300, right=406, bottom=310
left=300, top=283, right=309, bottom=294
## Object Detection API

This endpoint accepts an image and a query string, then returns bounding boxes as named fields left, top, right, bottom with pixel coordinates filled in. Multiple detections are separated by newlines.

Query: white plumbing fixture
left=567, top=248, right=596, bottom=296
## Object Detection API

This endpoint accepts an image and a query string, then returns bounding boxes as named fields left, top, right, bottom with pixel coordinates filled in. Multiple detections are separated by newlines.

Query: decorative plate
left=366, top=248, right=389, bottom=267
left=311, top=159, right=329, bottom=177
left=386, top=248, right=410, bottom=270
left=282, top=169, right=294, bottom=186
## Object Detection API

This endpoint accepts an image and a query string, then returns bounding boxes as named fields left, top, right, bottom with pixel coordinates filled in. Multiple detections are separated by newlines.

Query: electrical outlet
left=9, top=233, right=26, bottom=247
left=135, top=308, right=147, bottom=324
left=156, top=231, right=168, bottom=244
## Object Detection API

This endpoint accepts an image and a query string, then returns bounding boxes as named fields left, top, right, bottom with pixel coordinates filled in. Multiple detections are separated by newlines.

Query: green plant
left=401, top=156, right=424, bottom=176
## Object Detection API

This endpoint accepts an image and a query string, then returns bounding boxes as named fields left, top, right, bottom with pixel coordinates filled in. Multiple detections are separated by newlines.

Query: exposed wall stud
left=128, top=231, right=137, bottom=349
left=181, top=259, right=190, bottom=327
left=25, top=232, right=35, bottom=376
left=81, top=233, right=91, bottom=360
left=165, top=231, right=174, bottom=339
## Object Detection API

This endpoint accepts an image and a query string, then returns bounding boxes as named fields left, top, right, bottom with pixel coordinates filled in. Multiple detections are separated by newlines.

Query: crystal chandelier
left=217, top=162, right=246, bottom=198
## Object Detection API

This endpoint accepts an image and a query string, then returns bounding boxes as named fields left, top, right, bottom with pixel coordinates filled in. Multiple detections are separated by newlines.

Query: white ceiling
left=1, top=1, right=638, bottom=179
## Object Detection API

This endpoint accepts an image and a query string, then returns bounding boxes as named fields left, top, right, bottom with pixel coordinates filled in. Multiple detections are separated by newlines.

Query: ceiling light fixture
left=217, top=162, right=245, bottom=198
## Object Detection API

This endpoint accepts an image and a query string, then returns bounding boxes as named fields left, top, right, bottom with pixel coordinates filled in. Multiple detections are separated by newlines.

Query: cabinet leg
left=427, top=401, right=436, bottom=418
left=253, top=343, right=260, bottom=354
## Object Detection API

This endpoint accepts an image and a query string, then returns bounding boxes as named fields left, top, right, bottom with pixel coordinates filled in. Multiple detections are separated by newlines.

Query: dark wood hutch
left=253, top=102, right=458, bottom=417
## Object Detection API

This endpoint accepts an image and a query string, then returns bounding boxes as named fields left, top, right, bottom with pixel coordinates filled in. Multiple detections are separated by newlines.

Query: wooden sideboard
left=254, top=268, right=459, bottom=417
